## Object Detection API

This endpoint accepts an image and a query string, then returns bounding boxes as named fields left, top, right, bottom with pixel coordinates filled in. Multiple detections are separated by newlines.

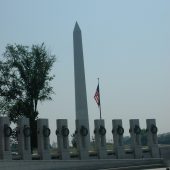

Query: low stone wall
left=160, top=145, right=170, bottom=159
left=0, top=158, right=165, bottom=170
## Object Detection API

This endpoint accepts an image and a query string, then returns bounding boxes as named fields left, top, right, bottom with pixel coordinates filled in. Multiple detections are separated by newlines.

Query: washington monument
left=73, top=22, right=89, bottom=128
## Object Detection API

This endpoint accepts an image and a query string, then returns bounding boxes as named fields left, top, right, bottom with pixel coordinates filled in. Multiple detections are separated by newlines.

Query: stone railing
left=0, top=117, right=161, bottom=160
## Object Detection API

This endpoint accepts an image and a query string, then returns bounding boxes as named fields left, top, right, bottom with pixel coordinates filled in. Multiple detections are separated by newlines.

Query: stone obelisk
left=73, top=22, right=90, bottom=159
left=73, top=22, right=89, bottom=124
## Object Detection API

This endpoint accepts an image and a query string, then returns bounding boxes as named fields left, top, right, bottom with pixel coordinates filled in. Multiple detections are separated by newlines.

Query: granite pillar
left=17, top=117, right=31, bottom=160
left=94, top=119, right=107, bottom=159
left=0, top=117, right=12, bottom=159
left=37, top=119, right=51, bottom=160
left=56, top=119, right=70, bottom=159
left=146, top=119, right=160, bottom=158
left=112, top=119, right=124, bottom=159
left=129, top=119, right=142, bottom=159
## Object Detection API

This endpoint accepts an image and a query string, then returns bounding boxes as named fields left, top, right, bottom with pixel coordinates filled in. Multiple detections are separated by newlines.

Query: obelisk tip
left=74, top=21, right=81, bottom=32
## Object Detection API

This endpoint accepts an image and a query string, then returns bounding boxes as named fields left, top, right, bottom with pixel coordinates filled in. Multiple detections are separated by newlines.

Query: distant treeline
left=123, top=132, right=170, bottom=145
left=157, top=133, right=170, bottom=144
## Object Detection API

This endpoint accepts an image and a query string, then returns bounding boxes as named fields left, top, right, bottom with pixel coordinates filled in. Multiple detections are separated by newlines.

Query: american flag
left=94, top=84, right=100, bottom=106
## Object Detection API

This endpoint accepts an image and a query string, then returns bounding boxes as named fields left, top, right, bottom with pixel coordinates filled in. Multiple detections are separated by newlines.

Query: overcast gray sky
left=0, top=0, right=170, bottom=143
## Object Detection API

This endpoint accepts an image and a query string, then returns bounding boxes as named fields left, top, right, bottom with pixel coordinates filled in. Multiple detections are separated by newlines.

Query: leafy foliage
left=0, top=43, right=56, bottom=149
left=158, top=133, right=170, bottom=144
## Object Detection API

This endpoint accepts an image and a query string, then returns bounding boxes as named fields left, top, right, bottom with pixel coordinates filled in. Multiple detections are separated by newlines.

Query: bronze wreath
left=80, top=126, right=88, bottom=136
left=61, top=126, right=70, bottom=137
left=43, top=126, right=51, bottom=137
left=117, top=126, right=124, bottom=135
left=4, top=125, right=12, bottom=137
left=151, top=124, right=158, bottom=134
left=134, top=125, right=141, bottom=135
left=23, top=126, right=31, bottom=137
left=99, top=126, right=106, bottom=136
left=55, top=129, right=59, bottom=135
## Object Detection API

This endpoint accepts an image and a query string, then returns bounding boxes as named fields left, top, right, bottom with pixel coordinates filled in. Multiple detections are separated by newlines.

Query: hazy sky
left=0, top=0, right=170, bottom=143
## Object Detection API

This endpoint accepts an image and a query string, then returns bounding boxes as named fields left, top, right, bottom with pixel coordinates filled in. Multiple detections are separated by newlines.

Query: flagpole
left=98, top=78, right=102, bottom=120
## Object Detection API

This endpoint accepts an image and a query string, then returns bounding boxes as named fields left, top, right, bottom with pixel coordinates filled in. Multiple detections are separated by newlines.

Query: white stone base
left=0, top=151, right=12, bottom=160
left=115, top=146, right=124, bottom=159
left=150, top=145, right=160, bottom=158
left=134, top=147, right=143, bottom=159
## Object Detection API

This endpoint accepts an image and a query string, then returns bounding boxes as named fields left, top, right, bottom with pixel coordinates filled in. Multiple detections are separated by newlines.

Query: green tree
left=0, top=43, right=56, bottom=150
left=158, top=133, right=170, bottom=144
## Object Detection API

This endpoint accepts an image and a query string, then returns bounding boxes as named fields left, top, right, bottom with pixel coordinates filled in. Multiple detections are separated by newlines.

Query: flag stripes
left=94, top=84, right=100, bottom=106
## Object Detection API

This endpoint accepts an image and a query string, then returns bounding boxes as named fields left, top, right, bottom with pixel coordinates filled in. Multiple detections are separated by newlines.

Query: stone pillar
left=129, top=119, right=143, bottom=159
left=56, top=119, right=70, bottom=159
left=17, top=117, right=31, bottom=160
left=94, top=119, right=107, bottom=159
left=37, top=119, right=51, bottom=160
left=0, top=117, right=12, bottom=159
left=112, top=119, right=124, bottom=159
left=146, top=119, right=160, bottom=158
left=76, top=120, right=90, bottom=159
